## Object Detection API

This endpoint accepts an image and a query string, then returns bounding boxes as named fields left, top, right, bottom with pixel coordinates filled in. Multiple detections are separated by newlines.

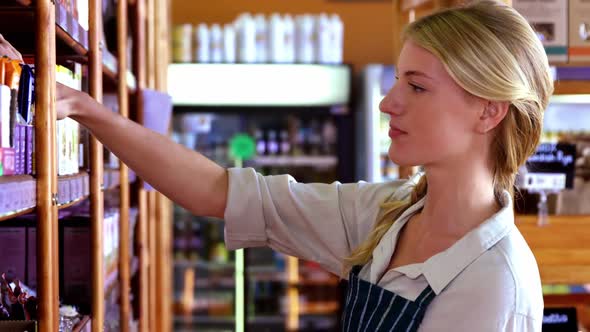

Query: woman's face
left=380, top=40, right=486, bottom=168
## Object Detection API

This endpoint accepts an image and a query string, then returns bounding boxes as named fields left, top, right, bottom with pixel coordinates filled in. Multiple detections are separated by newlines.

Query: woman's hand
left=56, top=82, right=96, bottom=120
left=0, top=34, right=23, bottom=61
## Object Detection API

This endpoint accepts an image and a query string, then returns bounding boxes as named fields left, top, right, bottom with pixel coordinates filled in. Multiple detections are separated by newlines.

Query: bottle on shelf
left=266, top=130, right=279, bottom=156
left=308, top=120, right=322, bottom=156
left=321, top=118, right=337, bottom=155
left=295, top=14, right=315, bottom=63
left=330, top=14, right=344, bottom=64
left=268, top=13, right=285, bottom=63
left=194, top=23, right=210, bottom=63
left=284, top=14, right=296, bottom=63
left=279, top=130, right=291, bottom=156
left=222, top=24, right=236, bottom=63
left=209, top=24, right=223, bottom=63
left=315, top=13, right=331, bottom=64
left=255, top=129, right=266, bottom=156
left=172, top=24, right=193, bottom=63
left=236, top=13, right=257, bottom=63
left=254, top=14, right=268, bottom=63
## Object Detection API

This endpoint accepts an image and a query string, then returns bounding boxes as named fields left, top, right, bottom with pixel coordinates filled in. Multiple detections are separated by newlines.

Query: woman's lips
left=389, top=126, right=407, bottom=139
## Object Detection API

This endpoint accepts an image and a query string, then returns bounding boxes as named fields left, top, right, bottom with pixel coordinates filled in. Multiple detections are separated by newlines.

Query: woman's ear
left=476, top=101, right=510, bottom=134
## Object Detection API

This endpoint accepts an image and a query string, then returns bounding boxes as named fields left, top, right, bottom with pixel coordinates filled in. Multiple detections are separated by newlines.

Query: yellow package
left=4, top=59, right=21, bottom=90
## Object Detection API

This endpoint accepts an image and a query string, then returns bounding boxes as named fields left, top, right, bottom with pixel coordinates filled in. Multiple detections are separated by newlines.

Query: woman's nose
left=379, top=86, right=403, bottom=115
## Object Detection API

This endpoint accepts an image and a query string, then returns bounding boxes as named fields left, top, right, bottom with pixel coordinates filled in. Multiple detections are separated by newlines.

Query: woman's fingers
left=0, top=34, right=23, bottom=61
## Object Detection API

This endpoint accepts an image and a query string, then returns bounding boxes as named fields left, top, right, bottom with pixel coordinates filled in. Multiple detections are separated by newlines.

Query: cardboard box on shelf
left=569, top=0, right=590, bottom=62
left=513, top=0, right=569, bottom=63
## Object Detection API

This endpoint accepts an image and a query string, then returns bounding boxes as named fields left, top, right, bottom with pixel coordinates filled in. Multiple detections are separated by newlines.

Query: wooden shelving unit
left=553, top=80, right=590, bottom=95
left=0, top=0, right=171, bottom=332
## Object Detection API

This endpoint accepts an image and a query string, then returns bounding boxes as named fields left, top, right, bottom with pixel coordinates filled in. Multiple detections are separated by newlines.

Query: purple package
left=25, top=125, right=33, bottom=175
left=18, top=124, right=25, bottom=175
left=13, top=123, right=21, bottom=175
left=141, top=89, right=172, bottom=191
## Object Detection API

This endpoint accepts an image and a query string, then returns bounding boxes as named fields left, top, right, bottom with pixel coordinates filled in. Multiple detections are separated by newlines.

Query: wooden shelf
left=0, top=175, right=36, bottom=221
left=57, top=195, right=89, bottom=210
left=553, top=80, right=590, bottom=95
left=0, top=207, right=35, bottom=222
left=4, top=0, right=162, bottom=330
left=516, top=214, right=590, bottom=284
left=0, top=2, right=88, bottom=56
left=551, top=62, right=590, bottom=68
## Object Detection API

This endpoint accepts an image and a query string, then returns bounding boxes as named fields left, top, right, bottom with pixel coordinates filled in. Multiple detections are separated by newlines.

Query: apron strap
left=414, top=285, right=436, bottom=309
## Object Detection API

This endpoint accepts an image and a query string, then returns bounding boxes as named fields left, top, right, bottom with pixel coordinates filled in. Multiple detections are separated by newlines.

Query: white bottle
left=210, top=24, right=223, bottom=63
left=330, top=14, right=344, bottom=64
left=223, top=24, right=236, bottom=63
left=283, top=14, right=296, bottom=63
left=296, top=14, right=315, bottom=63
left=316, top=13, right=331, bottom=64
left=254, top=14, right=268, bottom=63
left=236, top=13, right=257, bottom=63
left=194, top=23, right=210, bottom=63
left=269, top=13, right=285, bottom=63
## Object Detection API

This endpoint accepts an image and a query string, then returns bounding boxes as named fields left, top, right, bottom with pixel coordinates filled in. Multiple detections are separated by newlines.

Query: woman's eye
left=409, top=83, right=425, bottom=93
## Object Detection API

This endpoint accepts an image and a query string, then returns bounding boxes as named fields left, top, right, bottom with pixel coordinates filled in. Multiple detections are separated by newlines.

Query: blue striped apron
left=341, top=265, right=436, bottom=332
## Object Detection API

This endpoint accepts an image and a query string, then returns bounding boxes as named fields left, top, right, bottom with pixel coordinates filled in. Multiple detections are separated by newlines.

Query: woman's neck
left=418, top=162, right=500, bottom=237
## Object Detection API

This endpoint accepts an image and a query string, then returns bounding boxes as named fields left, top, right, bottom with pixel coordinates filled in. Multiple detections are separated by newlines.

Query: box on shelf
left=513, top=0, right=568, bottom=63
left=56, top=65, right=81, bottom=176
left=0, top=147, right=16, bottom=176
left=0, top=227, right=26, bottom=281
left=569, top=0, right=590, bottom=62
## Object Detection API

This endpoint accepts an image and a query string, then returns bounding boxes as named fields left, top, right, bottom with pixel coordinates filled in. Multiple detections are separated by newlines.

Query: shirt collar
left=369, top=184, right=515, bottom=295
left=423, top=190, right=515, bottom=294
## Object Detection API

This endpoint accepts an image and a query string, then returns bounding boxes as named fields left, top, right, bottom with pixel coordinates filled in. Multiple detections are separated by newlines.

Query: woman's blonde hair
left=343, top=0, right=554, bottom=273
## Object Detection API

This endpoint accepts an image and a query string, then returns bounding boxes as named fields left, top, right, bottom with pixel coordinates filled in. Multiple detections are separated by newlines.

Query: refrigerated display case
left=168, top=63, right=352, bottom=332
left=356, top=64, right=399, bottom=183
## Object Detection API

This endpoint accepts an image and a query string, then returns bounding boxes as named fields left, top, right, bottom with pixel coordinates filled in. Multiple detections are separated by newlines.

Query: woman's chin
left=388, top=148, right=414, bottom=167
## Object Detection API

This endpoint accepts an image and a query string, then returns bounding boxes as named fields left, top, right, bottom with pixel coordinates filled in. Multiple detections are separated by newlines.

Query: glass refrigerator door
left=172, top=114, right=237, bottom=332
left=357, top=64, right=399, bottom=183
left=172, top=112, right=345, bottom=332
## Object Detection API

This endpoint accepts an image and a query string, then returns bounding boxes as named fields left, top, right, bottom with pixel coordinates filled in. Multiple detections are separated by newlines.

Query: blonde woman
left=0, top=0, right=552, bottom=330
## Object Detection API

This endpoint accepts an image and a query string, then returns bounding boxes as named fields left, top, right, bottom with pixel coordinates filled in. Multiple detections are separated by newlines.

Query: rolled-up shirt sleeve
left=223, top=167, right=405, bottom=277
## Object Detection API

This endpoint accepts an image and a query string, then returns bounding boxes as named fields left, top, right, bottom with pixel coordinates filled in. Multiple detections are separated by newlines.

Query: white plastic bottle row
left=173, top=13, right=344, bottom=65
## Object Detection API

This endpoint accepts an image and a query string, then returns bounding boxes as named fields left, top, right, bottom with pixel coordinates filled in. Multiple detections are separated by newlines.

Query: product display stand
left=0, top=0, right=171, bottom=331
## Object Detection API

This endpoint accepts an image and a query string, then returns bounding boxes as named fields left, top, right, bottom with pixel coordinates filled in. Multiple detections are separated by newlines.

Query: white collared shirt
left=223, top=168, right=544, bottom=331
